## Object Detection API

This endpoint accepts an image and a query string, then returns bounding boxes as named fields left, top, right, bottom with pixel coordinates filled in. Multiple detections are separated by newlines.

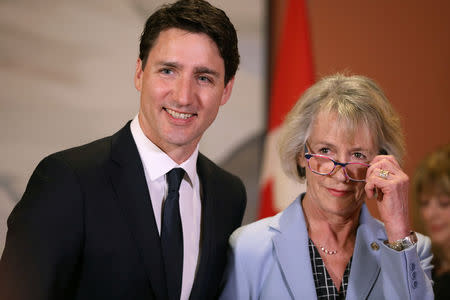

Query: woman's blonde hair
left=279, top=73, right=405, bottom=182
left=413, top=143, right=450, bottom=199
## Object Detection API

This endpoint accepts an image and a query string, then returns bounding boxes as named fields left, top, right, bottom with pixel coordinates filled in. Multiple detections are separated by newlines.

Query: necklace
left=304, top=213, right=339, bottom=255
left=318, top=244, right=337, bottom=255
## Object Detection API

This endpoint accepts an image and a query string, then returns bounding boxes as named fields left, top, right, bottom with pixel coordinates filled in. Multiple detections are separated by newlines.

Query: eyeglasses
left=304, top=145, right=370, bottom=182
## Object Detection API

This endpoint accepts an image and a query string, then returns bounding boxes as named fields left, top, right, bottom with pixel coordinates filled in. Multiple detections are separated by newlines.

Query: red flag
left=259, top=0, right=314, bottom=219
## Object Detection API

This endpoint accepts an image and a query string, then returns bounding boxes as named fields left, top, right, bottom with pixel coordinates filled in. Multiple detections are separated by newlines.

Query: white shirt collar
left=130, top=115, right=199, bottom=184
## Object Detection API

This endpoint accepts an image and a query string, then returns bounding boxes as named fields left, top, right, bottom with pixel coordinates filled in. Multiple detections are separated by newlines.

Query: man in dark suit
left=0, top=1, right=246, bottom=299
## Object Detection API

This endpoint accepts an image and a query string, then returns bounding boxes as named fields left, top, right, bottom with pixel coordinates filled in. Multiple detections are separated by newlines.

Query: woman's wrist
left=384, top=231, right=418, bottom=251
left=384, top=221, right=411, bottom=242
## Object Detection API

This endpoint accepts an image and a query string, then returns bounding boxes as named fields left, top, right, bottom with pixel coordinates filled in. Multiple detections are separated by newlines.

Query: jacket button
left=412, top=280, right=418, bottom=289
left=370, top=242, right=380, bottom=251
left=410, top=263, right=416, bottom=271
left=411, top=271, right=417, bottom=279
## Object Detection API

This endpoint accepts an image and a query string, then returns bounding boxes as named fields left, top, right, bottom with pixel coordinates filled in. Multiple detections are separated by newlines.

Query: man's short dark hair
left=139, top=0, right=240, bottom=85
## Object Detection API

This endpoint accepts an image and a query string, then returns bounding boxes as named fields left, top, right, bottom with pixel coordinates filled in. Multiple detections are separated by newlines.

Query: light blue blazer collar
left=268, top=195, right=387, bottom=300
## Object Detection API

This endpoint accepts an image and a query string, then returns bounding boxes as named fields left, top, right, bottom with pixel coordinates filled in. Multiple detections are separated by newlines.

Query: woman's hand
left=365, top=155, right=411, bottom=242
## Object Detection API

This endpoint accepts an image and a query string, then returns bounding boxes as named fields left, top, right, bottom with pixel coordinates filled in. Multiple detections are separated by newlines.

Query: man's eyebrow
left=194, top=67, right=220, bottom=78
left=156, top=61, right=180, bottom=68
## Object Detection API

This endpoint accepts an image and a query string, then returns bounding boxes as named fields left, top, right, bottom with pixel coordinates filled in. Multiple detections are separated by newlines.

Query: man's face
left=135, top=28, right=234, bottom=162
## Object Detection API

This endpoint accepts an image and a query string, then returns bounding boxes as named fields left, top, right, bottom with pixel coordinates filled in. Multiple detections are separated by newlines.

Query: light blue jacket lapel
left=270, top=199, right=318, bottom=299
left=270, top=199, right=387, bottom=300
left=346, top=204, right=385, bottom=300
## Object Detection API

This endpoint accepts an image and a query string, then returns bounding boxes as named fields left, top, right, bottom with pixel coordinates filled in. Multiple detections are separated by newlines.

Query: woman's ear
left=298, top=153, right=306, bottom=168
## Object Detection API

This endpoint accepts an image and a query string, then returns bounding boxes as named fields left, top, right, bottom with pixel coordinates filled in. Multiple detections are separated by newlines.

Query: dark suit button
left=411, top=271, right=416, bottom=279
left=410, top=263, right=416, bottom=271
left=412, top=280, right=418, bottom=289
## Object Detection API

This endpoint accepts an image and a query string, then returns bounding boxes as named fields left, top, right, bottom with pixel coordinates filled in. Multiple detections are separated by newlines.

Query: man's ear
left=220, top=76, right=235, bottom=106
left=134, top=58, right=144, bottom=91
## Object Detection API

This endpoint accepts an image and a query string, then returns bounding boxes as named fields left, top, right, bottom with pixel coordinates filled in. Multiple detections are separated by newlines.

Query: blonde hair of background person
left=279, top=73, right=405, bottom=182
left=414, top=144, right=450, bottom=272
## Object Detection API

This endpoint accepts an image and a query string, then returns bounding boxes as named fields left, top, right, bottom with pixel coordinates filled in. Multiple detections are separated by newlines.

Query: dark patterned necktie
left=161, top=168, right=185, bottom=300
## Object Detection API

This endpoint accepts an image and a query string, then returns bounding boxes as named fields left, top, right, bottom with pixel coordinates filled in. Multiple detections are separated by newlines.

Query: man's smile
left=164, top=107, right=196, bottom=120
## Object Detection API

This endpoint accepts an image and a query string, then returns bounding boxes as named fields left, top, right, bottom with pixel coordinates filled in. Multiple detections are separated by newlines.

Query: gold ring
left=378, top=169, right=389, bottom=179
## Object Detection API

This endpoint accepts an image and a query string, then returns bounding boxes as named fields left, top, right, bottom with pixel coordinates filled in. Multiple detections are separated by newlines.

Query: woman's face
left=419, top=190, right=450, bottom=247
left=299, top=111, right=377, bottom=217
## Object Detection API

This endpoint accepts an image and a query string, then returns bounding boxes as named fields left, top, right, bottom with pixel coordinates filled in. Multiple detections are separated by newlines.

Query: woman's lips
left=429, top=223, right=445, bottom=233
left=327, top=188, right=350, bottom=197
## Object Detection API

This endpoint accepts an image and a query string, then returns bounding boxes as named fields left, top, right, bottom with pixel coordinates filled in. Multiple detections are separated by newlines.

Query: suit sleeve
left=378, top=233, right=434, bottom=299
left=0, top=155, right=84, bottom=300
left=235, top=178, right=247, bottom=228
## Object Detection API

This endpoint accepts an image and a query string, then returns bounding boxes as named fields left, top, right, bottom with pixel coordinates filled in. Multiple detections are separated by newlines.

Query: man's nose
left=173, top=76, right=194, bottom=105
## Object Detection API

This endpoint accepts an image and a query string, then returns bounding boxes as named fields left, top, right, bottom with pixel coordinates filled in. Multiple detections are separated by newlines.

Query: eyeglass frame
left=303, top=144, right=371, bottom=182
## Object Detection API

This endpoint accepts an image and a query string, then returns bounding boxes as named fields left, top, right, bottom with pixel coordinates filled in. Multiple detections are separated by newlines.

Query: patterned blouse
left=308, top=238, right=352, bottom=300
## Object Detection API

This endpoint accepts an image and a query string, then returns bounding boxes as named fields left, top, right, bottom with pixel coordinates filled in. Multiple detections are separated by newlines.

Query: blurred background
left=1, top=0, right=449, bottom=252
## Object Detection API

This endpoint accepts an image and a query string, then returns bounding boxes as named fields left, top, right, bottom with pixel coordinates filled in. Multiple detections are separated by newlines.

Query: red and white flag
left=259, top=0, right=315, bottom=218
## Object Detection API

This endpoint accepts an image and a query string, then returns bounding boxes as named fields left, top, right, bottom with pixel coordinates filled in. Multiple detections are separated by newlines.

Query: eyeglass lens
left=308, top=156, right=368, bottom=181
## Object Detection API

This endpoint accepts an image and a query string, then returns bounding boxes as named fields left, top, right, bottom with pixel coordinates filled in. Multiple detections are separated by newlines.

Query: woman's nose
left=332, top=165, right=350, bottom=182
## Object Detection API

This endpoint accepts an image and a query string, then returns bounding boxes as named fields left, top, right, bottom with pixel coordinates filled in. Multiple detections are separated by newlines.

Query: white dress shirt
left=130, top=116, right=201, bottom=300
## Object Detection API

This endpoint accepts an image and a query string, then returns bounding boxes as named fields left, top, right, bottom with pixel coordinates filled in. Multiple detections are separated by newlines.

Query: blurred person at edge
left=0, top=1, right=246, bottom=299
left=414, top=143, right=450, bottom=299
left=220, top=74, right=434, bottom=299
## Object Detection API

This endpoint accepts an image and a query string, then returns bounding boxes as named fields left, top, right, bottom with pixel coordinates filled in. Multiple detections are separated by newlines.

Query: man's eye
left=160, top=68, right=173, bottom=75
left=198, top=75, right=212, bottom=83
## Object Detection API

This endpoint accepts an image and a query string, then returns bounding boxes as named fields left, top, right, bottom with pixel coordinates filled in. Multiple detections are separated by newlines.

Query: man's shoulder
left=197, top=153, right=247, bottom=214
left=197, top=153, right=243, bottom=185
left=39, top=122, right=131, bottom=173
left=49, top=134, right=113, bottom=168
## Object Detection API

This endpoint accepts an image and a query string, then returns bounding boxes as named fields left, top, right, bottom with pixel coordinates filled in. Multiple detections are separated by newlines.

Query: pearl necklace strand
left=318, top=245, right=337, bottom=255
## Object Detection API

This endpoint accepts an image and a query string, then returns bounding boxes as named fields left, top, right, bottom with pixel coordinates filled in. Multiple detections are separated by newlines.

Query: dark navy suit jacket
left=0, top=122, right=247, bottom=300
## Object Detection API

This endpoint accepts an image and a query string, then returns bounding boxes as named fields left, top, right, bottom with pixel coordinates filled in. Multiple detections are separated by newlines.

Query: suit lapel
left=271, top=198, right=318, bottom=299
left=189, top=154, right=217, bottom=299
left=107, top=123, right=168, bottom=299
left=346, top=204, right=383, bottom=300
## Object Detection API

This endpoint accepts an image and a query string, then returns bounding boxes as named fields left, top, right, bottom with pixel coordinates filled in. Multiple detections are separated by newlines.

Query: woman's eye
left=318, top=148, right=330, bottom=155
left=439, top=201, right=450, bottom=208
left=438, top=196, right=450, bottom=208
left=353, top=152, right=367, bottom=160
left=418, top=199, right=430, bottom=207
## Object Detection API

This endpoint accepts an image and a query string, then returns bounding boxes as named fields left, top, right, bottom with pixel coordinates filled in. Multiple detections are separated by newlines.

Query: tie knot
left=166, top=168, right=185, bottom=192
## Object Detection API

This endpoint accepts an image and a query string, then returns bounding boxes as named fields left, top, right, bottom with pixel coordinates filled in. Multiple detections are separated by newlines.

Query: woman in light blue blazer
left=220, top=74, right=434, bottom=299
